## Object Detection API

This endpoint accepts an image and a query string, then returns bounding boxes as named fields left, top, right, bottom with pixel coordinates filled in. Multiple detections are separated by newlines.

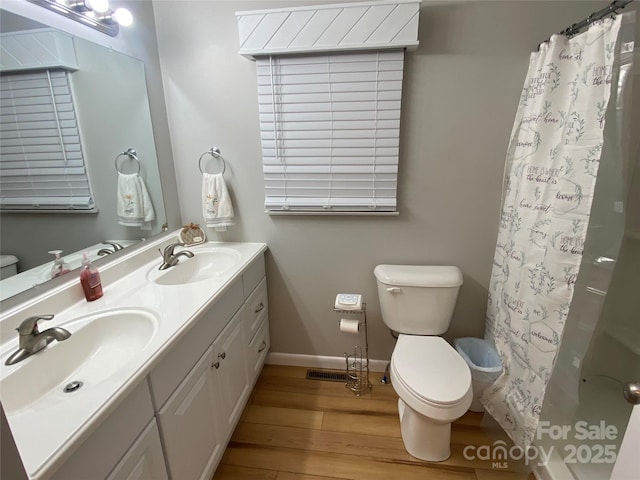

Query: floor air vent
left=306, top=369, right=347, bottom=382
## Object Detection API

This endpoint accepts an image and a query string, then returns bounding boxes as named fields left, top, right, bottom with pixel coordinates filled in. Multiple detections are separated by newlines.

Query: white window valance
left=0, top=70, right=95, bottom=211
left=236, top=0, right=420, bottom=58
left=257, top=50, right=404, bottom=213
left=0, top=29, right=78, bottom=73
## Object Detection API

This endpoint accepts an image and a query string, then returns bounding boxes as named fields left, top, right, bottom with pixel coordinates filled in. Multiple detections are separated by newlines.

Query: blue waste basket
left=454, top=337, right=502, bottom=412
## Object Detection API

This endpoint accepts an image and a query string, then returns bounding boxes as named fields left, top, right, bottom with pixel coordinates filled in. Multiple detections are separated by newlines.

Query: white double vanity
left=0, top=233, right=269, bottom=480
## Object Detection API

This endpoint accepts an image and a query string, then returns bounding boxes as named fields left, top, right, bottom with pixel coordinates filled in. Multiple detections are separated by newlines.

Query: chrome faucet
left=98, top=241, right=124, bottom=256
left=4, top=315, right=71, bottom=366
left=158, top=242, right=194, bottom=270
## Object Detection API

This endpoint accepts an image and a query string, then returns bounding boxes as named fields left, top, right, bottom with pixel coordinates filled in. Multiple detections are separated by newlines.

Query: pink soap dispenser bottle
left=80, top=252, right=103, bottom=301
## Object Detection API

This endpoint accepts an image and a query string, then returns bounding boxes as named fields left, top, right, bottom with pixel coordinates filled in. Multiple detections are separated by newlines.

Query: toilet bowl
left=374, top=264, right=472, bottom=462
left=391, top=335, right=472, bottom=461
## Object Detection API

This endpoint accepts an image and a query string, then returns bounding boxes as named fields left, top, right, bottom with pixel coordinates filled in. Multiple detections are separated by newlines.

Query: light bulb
left=113, top=8, right=133, bottom=26
left=86, top=0, right=109, bottom=13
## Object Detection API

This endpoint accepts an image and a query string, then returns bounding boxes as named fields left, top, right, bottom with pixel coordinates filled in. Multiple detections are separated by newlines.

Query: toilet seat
left=391, top=335, right=472, bottom=420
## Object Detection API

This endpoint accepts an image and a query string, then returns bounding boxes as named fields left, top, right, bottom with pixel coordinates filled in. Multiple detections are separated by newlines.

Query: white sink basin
left=147, top=248, right=242, bottom=286
left=0, top=308, right=158, bottom=414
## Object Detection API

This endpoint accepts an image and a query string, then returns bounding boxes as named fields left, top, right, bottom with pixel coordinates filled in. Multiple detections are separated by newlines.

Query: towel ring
left=115, top=148, right=141, bottom=174
left=198, top=147, right=226, bottom=175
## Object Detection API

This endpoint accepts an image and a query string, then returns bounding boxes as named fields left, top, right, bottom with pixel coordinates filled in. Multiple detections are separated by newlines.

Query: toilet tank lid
left=0, top=255, right=18, bottom=268
left=374, top=265, right=463, bottom=287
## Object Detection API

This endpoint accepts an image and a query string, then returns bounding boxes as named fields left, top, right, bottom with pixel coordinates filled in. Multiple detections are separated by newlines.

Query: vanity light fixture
left=26, top=0, right=133, bottom=37
left=68, top=0, right=110, bottom=14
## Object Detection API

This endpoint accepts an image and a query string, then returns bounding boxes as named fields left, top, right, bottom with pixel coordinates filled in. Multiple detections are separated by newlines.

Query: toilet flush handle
left=386, top=287, right=401, bottom=293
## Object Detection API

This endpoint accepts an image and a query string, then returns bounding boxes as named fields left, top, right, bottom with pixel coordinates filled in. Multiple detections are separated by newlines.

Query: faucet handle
left=163, top=242, right=185, bottom=256
left=17, top=315, right=55, bottom=335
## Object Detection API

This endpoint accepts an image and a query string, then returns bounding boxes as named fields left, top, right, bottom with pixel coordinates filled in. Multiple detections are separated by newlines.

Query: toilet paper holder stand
left=334, top=303, right=372, bottom=396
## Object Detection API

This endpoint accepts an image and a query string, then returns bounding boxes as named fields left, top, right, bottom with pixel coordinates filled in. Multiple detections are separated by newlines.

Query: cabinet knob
left=255, top=302, right=265, bottom=313
left=212, top=361, right=220, bottom=369
left=218, top=352, right=226, bottom=360
left=258, top=341, right=267, bottom=353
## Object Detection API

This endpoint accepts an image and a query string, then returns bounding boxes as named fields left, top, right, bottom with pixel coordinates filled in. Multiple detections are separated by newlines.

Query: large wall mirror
left=0, top=6, right=174, bottom=302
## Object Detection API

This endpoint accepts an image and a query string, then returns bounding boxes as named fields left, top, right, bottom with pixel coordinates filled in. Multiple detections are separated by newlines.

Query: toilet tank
left=0, top=255, right=19, bottom=280
left=374, top=265, right=463, bottom=335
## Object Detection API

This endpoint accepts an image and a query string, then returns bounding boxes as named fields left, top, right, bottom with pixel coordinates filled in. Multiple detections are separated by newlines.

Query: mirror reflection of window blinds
left=257, top=50, right=404, bottom=213
left=0, top=70, right=95, bottom=211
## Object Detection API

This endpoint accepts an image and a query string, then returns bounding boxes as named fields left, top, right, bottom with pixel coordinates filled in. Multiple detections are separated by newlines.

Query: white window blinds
left=0, top=70, right=95, bottom=211
left=257, top=50, right=404, bottom=213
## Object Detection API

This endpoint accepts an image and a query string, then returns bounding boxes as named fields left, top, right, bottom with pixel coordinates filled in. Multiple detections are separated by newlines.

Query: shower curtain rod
left=558, top=0, right=634, bottom=37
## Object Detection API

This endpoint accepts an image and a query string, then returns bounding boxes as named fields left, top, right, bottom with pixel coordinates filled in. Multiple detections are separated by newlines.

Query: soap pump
left=79, top=252, right=103, bottom=301
left=49, top=250, right=71, bottom=279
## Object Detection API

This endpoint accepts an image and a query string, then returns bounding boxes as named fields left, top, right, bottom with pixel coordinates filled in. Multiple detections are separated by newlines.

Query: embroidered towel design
left=117, top=172, right=155, bottom=229
left=202, top=172, right=235, bottom=229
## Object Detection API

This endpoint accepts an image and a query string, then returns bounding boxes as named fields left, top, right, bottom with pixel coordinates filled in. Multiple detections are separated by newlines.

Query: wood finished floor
left=213, top=365, right=535, bottom=480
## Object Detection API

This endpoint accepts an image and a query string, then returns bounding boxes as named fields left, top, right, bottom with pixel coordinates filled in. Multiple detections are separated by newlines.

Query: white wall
left=153, top=0, right=611, bottom=361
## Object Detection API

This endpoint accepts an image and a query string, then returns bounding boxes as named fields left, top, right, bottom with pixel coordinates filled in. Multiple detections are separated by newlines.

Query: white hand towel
left=202, top=173, right=235, bottom=230
left=117, top=173, right=155, bottom=230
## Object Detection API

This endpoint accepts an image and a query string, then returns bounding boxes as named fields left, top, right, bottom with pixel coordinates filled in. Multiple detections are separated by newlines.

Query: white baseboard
left=266, top=352, right=389, bottom=373
left=533, top=464, right=550, bottom=480
left=531, top=447, right=574, bottom=480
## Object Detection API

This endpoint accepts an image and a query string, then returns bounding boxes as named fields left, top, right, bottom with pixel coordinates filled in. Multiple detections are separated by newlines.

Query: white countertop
left=0, top=237, right=267, bottom=479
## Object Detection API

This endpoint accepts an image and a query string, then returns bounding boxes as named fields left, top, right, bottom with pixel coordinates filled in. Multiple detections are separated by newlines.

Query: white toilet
left=0, top=255, right=19, bottom=280
left=374, top=264, right=472, bottom=462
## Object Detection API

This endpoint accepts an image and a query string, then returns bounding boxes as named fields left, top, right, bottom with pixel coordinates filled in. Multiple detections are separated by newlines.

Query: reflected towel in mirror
left=202, top=173, right=235, bottom=230
left=117, top=173, right=155, bottom=229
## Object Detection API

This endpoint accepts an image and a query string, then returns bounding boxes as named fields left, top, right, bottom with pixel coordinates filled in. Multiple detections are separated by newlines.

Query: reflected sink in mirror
left=0, top=241, right=137, bottom=302
left=147, top=247, right=242, bottom=286
left=0, top=308, right=158, bottom=415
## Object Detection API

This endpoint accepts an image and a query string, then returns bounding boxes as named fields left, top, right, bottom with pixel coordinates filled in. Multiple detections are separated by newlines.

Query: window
left=256, top=50, right=404, bottom=213
left=0, top=69, right=95, bottom=211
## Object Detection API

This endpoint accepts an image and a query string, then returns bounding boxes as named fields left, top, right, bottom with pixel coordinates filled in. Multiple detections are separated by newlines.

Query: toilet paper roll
left=339, top=318, right=360, bottom=334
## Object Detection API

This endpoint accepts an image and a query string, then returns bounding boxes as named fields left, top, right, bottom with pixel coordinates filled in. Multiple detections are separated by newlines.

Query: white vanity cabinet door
left=212, top=309, right=250, bottom=438
left=106, top=419, right=167, bottom=480
left=148, top=280, right=244, bottom=410
left=157, top=346, right=222, bottom=480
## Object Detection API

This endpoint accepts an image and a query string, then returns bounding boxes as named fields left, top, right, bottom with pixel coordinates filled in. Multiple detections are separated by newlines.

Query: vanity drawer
left=51, top=380, right=154, bottom=480
left=247, top=318, right=270, bottom=381
left=242, top=256, right=265, bottom=299
left=244, top=277, right=268, bottom=344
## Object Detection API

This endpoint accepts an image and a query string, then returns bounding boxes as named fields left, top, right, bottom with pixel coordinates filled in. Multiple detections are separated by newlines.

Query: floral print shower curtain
left=483, top=16, right=623, bottom=448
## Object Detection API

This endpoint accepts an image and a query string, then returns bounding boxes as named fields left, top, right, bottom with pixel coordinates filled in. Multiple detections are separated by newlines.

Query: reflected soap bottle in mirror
left=80, top=253, right=103, bottom=302
left=49, top=251, right=71, bottom=279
